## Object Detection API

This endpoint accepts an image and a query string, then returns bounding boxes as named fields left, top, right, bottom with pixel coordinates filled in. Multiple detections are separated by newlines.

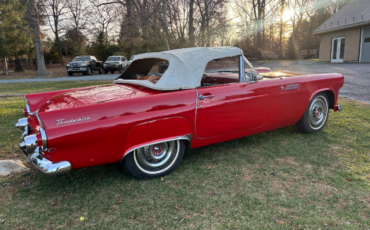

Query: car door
left=195, top=77, right=268, bottom=139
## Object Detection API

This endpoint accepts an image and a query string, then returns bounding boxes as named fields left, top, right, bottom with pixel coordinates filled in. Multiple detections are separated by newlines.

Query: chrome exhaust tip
left=335, top=104, right=343, bottom=112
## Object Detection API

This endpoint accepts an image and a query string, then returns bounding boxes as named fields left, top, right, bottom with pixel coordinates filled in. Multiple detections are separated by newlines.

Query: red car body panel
left=24, top=72, right=344, bottom=170
left=255, top=67, right=272, bottom=73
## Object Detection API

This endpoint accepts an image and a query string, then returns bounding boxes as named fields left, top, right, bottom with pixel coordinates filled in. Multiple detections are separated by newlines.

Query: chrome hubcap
left=309, top=97, right=327, bottom=128
left=135, top=141, right=177, bottom=169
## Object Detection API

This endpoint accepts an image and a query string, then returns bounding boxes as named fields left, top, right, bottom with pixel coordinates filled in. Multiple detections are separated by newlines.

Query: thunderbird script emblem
left=57, top=116, right=91, bottom=125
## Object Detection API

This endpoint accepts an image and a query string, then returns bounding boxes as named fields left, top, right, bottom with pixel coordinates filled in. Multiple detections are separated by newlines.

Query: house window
left=364, top=37, right=370, bottom=43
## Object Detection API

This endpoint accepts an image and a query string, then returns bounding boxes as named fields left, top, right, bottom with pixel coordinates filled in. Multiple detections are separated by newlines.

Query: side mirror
left=249, top=72, right=258, bottom=83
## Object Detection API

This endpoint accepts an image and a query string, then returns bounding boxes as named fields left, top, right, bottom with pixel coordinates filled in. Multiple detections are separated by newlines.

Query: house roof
left=313, top=0, right=370, bottom=34
left=114, top=47, right=244, bottom=91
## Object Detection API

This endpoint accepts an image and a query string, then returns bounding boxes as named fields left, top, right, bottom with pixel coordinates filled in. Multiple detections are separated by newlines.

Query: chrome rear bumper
left=29, top=149, right=71, bottom=175
left=16, top=118, right=71, bottom=175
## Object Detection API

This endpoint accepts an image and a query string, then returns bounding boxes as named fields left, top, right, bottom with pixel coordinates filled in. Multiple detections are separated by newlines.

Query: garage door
left=361, top=27, right=370, bottom=62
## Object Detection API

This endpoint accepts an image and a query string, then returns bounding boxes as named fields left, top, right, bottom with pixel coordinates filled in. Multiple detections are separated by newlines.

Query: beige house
left=313, top=0, right=370, bottom=63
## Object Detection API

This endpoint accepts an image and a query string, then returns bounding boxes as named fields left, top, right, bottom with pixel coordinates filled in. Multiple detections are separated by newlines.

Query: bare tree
left=188, top=0, right=195, bottom=46
left=66, top=0, right=87, bottom=54
left=46, top=0, right=67, bottom=64
left=89, top=3, right=118, bottom=43
left=161, top=0, right=170, bottom=50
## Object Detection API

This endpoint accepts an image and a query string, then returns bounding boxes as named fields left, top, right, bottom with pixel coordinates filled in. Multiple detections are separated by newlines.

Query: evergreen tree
left=0, top=0, right=29, bottom=75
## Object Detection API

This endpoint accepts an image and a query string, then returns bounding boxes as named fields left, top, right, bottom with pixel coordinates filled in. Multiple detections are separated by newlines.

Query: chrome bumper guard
left=334, top=104, right=343, bottom=112
left=16, top=118, right=71, bottom=175
left=30, top=148, right=71, bottom=175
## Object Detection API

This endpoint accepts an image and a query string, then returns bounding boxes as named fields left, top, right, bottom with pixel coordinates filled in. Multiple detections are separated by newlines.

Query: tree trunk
left=279, top=0, right=285, bottom=57
left=127, top=0, right=135, bottom=55
left=29, top=0, right=49, bottom=78
left=205, top=1, right=210, bottom=47
left=162, top=0, right=170, bottom=50
left=2, top=57, right=8, bottom=75
left=14, top=57, right=25, bottom=72
left=55, top=32, right=64, bottom=65
left=188, top=0, right=195, bottom=46
left=28, top=53, right=32, bottom=69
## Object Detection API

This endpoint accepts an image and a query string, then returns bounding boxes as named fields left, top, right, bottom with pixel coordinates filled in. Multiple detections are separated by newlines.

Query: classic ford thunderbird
left=15, top=47, right=343, bottom=179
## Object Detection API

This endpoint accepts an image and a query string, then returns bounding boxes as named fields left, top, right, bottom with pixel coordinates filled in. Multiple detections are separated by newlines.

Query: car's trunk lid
left=38, top=84, right=159, bottom=112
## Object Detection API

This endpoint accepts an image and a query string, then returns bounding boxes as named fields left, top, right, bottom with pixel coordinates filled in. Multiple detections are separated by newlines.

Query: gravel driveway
left=254, top=60, right=370, bottom=104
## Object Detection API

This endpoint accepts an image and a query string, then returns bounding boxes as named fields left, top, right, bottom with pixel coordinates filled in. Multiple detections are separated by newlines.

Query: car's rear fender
left=25, top=88, right=86, bottom=112
left=120, top=117, right=193, bottom=161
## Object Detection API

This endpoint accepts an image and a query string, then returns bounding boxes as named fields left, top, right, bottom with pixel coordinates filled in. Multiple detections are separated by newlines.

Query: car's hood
left=38, top=84, right=157, bottom=112
left=69, top=61, right=88, bottom=65
left=261, top=71, right=297, bottom=78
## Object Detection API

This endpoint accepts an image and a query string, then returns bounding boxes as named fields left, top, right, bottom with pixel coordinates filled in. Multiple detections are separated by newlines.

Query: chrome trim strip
left=239, top=55, right=245, bottom=82
left=24, top=96, right=33, bottom=115
left=120, top=134, right=193, bottom=162
left=35, top=112, right=45, bottom=129
left=30, top=148, right=71, bottom=175
left=39, top=128, right=48, bottom=150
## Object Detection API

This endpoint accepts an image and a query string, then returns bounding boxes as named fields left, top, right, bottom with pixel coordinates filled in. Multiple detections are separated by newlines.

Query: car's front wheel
left=67, top=72, right=73, bottom=76
left=83, top=67, right=91, bottom=75
left=98, top=68, right=103, bottom=74
left=122, top=140, right=185, bottom=179
left=119, top=65, right=123, bottom=73
left=296, top=92, right=329, bottom=134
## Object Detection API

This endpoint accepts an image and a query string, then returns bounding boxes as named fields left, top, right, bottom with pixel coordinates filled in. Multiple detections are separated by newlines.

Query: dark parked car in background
left=66, top=56, right=103, bottom=76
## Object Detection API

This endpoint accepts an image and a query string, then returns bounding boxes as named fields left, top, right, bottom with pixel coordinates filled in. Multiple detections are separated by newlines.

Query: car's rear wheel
left=98, top=68, right=103, bottom=74
left=102, top=68, right=106, bottom=74
left=122, top=140, right=185, bottom=179
left=296, top=92, right=329, bottom=134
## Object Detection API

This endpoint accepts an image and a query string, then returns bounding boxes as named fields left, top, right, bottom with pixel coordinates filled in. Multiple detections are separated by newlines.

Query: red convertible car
left=15, top=47, right=343, bottom=179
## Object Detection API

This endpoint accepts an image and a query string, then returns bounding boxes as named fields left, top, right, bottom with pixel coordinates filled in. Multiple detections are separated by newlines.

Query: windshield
left=130, top=56, right=135, bottom=60
left=107, top=57, right=120, bottom=61
left=73, top=56, right=90, bottom=62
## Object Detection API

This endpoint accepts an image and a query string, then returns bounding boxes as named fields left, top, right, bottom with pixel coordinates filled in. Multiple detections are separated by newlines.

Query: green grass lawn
left=0, top=81, right=369, bottom=229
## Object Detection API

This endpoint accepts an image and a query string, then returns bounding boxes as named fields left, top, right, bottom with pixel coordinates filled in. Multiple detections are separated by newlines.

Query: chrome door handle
left=199, top=94, right=214, bottom=100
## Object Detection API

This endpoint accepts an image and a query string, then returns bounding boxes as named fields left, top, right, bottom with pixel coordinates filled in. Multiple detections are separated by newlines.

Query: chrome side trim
left=35, top=113, right=45, bottom=129
left=15, top=118, right=28, bottom=132
left=30, top=148, right=71, bottom=175
left=239, top=55, right=245, bottom=82
left=120, top=134, right=193, bottom=162
left=39, top=128, right=48, bottom=150
left=24, top=96, right=33, bottom=115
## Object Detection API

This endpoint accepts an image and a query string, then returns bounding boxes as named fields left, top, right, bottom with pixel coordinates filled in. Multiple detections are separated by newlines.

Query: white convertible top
left=114, top=46, right=243, bottom=90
